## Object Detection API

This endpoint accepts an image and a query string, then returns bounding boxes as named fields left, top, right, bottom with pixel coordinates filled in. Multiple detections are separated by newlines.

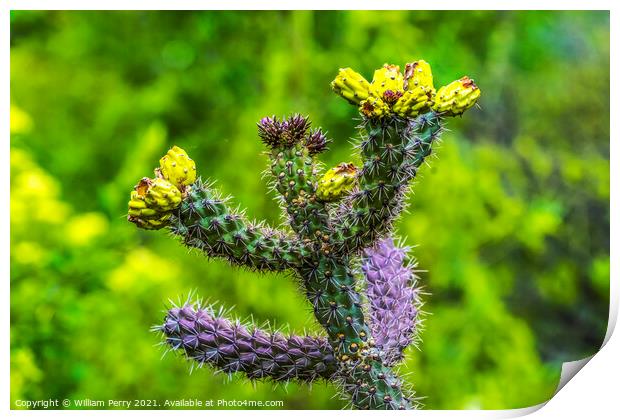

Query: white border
left=0, top=1, right=617, bottom=11
left=3, top=1, right=617, bottom=419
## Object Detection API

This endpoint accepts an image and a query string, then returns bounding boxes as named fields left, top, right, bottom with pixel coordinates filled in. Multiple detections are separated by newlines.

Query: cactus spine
left=130, top=59, right=480, bottom=409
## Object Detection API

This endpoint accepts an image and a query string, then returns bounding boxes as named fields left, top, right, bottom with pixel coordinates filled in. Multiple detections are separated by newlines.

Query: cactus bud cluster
left=257, top=114, right=330, bottom=151
left=331, top=60, right=480, bottom=120
left=128, top=145, right=195, bottom=230
left=127, top=178, right=181, bottom=230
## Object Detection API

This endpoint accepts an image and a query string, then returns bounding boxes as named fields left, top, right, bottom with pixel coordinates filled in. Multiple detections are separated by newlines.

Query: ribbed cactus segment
left=298, top=254, right=371, bottom=358
left=363, top=238, right=419, bottom=364
left=333, top=112, right=443, bottom=253
left=269, top=144, right=331, bottom=239
left=262, top=117, right=374, bottom=361
left=169, top=178, right=305, bottom=271
left=160, top=302, right=338, bottom=381
left=340, top=354, right=413, bottom=409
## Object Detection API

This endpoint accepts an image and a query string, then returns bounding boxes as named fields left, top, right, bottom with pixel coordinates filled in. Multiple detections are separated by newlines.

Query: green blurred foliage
left=10, top=11, right=609, bottom=410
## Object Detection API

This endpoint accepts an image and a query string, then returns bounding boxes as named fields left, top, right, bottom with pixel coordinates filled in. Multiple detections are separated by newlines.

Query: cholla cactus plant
left=129, top=59, right=480, bottom=409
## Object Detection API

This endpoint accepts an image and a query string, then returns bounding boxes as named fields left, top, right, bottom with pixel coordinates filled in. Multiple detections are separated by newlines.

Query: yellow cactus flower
left=127, top=177, right=182, bottom=230
left=158, top=146, right=196, bottom=188
left=369, top=64, right=404, bottom=100
left=433, top=76, right=481, bottom=116
left=331, top=68, right=371, bottom=105
left=392, top=86, right=433, bottom=118
left=403, top=60, right=434, bottom=92
left=143, top=177, right=183, bottom=211
left=128, top=211, right=171, bottom=230
left=316, top=162, right=358, bottom=202
left=360, top=97, right=391, bottom=119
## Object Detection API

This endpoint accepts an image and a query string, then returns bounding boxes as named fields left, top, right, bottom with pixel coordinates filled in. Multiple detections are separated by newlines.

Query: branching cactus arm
left=259, top=115, right=332, bottom=241
left=159, top=302, right=338, bottom=382
left=330, top=62, right=480, bottom=254
left=256, top=115, right=373, bottom=361
left=170, top=179, right=307, bottom=271
left=128, top=149, right=305, bottom=272
left=128, top=58, right=481, bottom=410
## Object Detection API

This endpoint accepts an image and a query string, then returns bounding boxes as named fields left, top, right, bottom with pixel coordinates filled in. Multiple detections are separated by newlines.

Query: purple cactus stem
left=160, top=302, right=338, bottom=382
left=362, top=237, right=421, bottom=364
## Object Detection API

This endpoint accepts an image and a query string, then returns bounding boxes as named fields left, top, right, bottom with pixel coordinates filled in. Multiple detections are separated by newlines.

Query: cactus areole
left=129, top=60, right=480, bottom=409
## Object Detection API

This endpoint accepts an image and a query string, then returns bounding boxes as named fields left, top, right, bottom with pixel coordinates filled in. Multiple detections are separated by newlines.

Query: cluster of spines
left=160, top=302, right=338, bottom=382
left=169, top=178, right=306, bottom=271
left=258, top=114, right=330, bottom=155
left=362, top=238, right=421, bottom=364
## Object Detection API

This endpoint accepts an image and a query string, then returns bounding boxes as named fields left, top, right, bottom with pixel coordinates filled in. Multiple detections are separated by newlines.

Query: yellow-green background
left=10, top=11, right=610, bottom=409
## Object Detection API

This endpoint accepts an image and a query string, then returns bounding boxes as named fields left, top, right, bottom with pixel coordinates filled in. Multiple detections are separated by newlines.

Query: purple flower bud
left=283, top=114, right=311, bottom=143
left=305, top=128, right=331, bottom=155
left=257, top=115, right=283, bottom=148
left=362, top=238, right=420, bottom=364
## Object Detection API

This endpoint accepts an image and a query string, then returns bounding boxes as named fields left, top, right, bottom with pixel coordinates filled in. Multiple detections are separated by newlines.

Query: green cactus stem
left=169, top=179, right=307, bottom=271
left=332, top=112, right=443, bottom=253
left=261, top=115, right=332, bottom=241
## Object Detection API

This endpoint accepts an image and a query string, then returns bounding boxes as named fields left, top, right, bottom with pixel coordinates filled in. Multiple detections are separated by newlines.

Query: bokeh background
left=10, top=10, right=610, bottom=410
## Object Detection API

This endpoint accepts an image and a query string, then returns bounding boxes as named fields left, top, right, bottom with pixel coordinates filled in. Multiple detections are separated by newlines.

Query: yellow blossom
left=158, top=145, right=196, bottom=188
left=316, top=162, right=358, bottom=202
